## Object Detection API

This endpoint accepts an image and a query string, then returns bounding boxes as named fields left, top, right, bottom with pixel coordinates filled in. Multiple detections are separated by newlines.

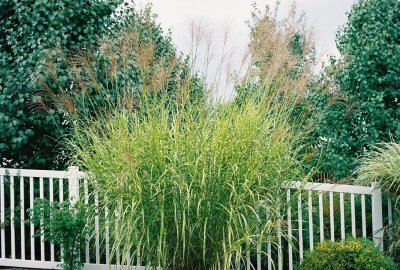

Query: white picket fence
left=0, top=167, right=395, bottom=270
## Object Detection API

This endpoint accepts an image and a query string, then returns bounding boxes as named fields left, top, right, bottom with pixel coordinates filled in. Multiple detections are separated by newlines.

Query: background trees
left=0, top=0, right=122, bottom=169
left=307, top=0, right=400, bottom=179
left=0, top=1, right=206, bottom=169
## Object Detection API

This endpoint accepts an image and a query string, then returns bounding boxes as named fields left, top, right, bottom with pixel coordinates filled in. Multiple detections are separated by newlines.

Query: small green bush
left=298, top=239, right=397, bottom=270
left=28, top=199, right=87, bottom=270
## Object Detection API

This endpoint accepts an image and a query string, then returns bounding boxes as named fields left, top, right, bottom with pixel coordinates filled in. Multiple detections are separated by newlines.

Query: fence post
left=68, top=166, right=80, bottom=205
left=371, top=182, right=383, bottom=250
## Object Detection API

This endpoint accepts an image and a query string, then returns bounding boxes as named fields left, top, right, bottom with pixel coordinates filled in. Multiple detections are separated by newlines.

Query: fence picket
left=49, top=178, right=55, bottom=262
left=0, top=175, right=5, bottom=259
left=340, top=192, right=345, bottom=240
left=287, top=190, right=293, bottom=270
left=361, top=194, right=366, bottom=238
left=267, top=240, right=272, bottom=270
left=318, top=192, right=324, bottom=242
left=39, top=177, right=44, bottom=261
left=29, top=177, right=35, bottom=261
left=388, top=197, right=393, bottom=246
left=10, top=176, right=15, bottom=259
left=308, top=191, right=314, bottom=251
left=105, top=204, right=110, bottom=265
left=329, top=192, right=334, bottom=242
left=84, top=178, right=90, bottom=264
left=371, top=183, right=383, bottom=250
left=277, top=218, right=283, bottom=270
left=351, top=193, right=356, bottom=238
left=20, top=177, right=25, bottom=260
left=95, top=192, right=100, bottom=265
left=297, top=193, right=303, bottom=261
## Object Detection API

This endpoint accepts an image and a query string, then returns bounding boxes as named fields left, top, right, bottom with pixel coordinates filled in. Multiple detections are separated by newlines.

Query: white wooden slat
left=116, top=210, right=120, bottom=267
left=297, top=193, right=303, bottom=261
left=255, top=202, right=261, bottom=270
left=289, top=181, right=373, bottom=195
left=29, top=177, right=35, bottom=261
left=256, top=234, right=261, bottom=270
left=329, top=192, right=334, bottom=242
left=49, top=178, right=55, bottom=262
left=59, top=178, right=64, bottom=203
left=20, top=177, right=25, bottom=260
left=388, top=197, right=393, bottom=245
left=95, top=193, right=100, bottom=265
left=267, top=240, right=272, bottom=270
left=277, top=220, right=283, bottom=270
left=10, top=176, right=15, bottom=259
left=59, top=178, right=64, bottom=263
left=287, top=190, right=293, bottom=270
left=340, top=193, right=345, bottom=240
left=39, top=177, right=44, bottom=261
left=371, top=183, right=383, bottom=250
left=126, top=251, right=131, bottom=267
left=246, top=241, right=250, bottom=270
left=105, top=206, right=110, bottom=265
left=84, top=179, right=89, bottom=264
left=319, top=192, right=324, bottom=242
left=308, top=191, right=314, bottom=251
left=136, top=250, right=141, bottom=267
left=361, top=194, right=366, bottom=238
left=351, top=194, right=356, bottom=238
left=0, top=175, right=5, bottom=259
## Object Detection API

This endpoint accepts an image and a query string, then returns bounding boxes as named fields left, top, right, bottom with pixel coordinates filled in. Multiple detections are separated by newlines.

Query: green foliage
left=309, top=0, right=400, bottom=179
left=28, top=199, right=87, bottom=270
left=1, top=1, right=205, bottom=170
left=298, top=239, right=397, bottom=270
left=0, top=0, right=122, bottom=169
left=70, top=86, right=306, bottom=269
left=356, top=142, right=400, bottom=258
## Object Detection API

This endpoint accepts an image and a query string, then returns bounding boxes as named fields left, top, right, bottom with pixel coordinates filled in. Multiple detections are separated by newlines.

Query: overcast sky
left=133, top=0, right=356, bottom=98
left=135, top=0, right=355, bottom=55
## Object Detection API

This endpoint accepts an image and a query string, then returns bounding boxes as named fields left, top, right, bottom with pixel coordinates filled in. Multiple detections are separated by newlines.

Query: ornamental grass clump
left=70, top=87, right=305, bottom=269
left=356, top=142, right=400, bottom=195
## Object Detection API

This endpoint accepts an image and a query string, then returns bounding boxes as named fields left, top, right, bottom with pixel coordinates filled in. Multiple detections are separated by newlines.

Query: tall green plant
left=69, top=88, right=306, bottom=269
left=29, top=199, right=87, bottom=270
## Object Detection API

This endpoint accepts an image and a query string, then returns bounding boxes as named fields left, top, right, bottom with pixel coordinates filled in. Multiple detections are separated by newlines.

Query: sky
left=133, top=0, right=356, bottom=98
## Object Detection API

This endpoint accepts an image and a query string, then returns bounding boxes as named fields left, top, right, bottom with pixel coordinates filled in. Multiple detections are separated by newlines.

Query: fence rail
left=0, top=167, right=394, bottom=270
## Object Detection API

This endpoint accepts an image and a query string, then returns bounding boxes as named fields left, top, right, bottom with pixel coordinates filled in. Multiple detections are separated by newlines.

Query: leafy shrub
left=298, top=239, right=397, bottom=270
left=29, top=199, right=87, bottom=270
left=69, top=86, right=307, bottom=269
